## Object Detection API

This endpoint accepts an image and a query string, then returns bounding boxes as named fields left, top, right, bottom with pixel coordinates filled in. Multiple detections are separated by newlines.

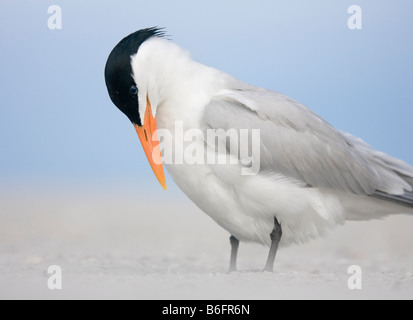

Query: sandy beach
left=0, top=187, right=412, bottom=300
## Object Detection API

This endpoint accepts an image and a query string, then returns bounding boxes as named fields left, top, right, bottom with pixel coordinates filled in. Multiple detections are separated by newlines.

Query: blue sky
left=0, top=0, right=412, bottom=193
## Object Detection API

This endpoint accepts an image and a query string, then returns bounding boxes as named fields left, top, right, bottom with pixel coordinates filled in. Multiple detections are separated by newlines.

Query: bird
left=104, top=27, right=413, bottom=272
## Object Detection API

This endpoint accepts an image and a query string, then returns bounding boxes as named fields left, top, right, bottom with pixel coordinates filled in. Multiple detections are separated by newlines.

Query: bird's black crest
left=104, top=27, right=166, bottom=126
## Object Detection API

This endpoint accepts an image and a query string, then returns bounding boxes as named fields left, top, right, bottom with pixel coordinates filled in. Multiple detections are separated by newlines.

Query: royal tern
left=104, top=28, right=413, bottom=272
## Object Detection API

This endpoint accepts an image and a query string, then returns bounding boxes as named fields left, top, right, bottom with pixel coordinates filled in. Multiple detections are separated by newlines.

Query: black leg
left=229, top=235, right=239, bottom=273
left=263, top=217, right=282, bottom=272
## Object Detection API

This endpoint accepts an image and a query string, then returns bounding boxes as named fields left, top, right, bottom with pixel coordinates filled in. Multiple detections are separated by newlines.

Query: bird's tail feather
left=374, top=190, right=413, bottom=210
left=338, top=135, right=413, bottom=218
left=371, top=154, right=413, bottom=210
left=342, top=192, right=413, bottom=221
left=345, top=133, right=413, bottom=211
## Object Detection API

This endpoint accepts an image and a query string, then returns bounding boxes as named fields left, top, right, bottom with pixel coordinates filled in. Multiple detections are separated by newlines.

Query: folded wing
left=201, top=86, right=413, bottom=208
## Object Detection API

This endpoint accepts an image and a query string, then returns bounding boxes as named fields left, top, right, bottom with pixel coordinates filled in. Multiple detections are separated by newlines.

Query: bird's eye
left=129, top=85, right=138, bottom=95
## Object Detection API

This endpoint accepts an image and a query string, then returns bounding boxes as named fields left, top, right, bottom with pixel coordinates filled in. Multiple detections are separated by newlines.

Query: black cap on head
left=104, top=27, right=165, bottom=126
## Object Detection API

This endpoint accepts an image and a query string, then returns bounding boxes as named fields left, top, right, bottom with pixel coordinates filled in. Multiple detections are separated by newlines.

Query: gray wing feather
left=202, top=87, right=413, bottom=206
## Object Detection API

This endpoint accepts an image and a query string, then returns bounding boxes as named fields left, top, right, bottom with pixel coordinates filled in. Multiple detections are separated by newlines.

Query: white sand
left=0, top=188, right=412, bottom=300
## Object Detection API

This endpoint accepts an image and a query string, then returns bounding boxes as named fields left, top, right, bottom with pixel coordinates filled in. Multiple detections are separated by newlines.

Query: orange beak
left=134, top=98, right=167, bottom=190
